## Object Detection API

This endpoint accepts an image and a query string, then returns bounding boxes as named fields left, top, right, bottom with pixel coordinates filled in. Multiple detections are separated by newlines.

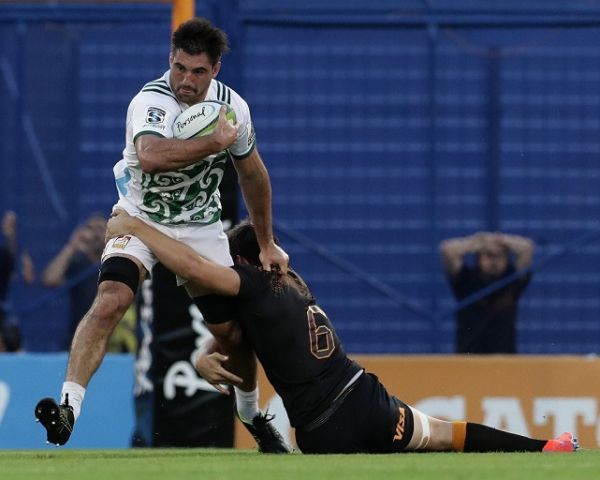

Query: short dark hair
left=171, top=17, right=230, bottom=65
left=227, top=220, right=263, bottom=267
left=227, top=221, right=313, bottom=301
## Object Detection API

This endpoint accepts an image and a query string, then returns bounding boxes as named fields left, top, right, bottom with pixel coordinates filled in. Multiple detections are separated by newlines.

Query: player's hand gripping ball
left=173, top=100, right=236, bottom=139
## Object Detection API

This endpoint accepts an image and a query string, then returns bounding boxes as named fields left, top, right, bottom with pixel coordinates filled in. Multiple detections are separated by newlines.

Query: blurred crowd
left=0, top=211, right=34, bottom=351
left=1, top=204, right=536, bottom=355
left=0, top=210, right=136, bottom=353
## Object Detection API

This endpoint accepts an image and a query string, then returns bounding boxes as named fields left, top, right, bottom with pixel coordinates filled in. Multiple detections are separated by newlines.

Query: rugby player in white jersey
left=35, top=17, right=289, bottom=453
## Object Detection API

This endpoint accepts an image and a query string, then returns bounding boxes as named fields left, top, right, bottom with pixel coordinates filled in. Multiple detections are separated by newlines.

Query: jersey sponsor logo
left=112, top=235, right=132, bottom=250
left=393, top=407, right=406, bottom=441
left=142, top=123, right=166, bottom=131
left=146, top=106, right=166, bottom=124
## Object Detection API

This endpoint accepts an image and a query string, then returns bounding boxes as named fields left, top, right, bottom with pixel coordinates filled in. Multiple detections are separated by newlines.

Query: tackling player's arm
left=136, top=106, right=239, bottom=173
left=105, top=210, right=240, bottom=295
left=233, top=148, right=289, bottom=273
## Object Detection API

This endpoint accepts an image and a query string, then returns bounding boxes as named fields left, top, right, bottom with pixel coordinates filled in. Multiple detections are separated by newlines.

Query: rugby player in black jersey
left=104, top=210, right=578, bottom=454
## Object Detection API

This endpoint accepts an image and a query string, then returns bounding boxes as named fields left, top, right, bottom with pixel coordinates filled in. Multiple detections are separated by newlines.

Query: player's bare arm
left=439, top=237, right=473, bottom=274
left=233, top=148, right=289, bottom=273
left=136, top=106, right=239, bottom=173
left=106, top=210, right=241, bottom=295
left=499, top=233, right=535, bottom=269
left=439, top=232, right=487, bottom=275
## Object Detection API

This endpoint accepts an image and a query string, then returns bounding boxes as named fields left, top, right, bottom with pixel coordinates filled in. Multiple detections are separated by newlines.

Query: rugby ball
left=173, top=100, right=236, bottom=139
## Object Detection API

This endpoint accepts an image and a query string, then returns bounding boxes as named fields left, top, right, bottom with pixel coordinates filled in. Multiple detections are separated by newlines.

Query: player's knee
left=94, top=256, right=140, bottom=324
left=89, top=281, right=134, bottom=325
left=98, top=256, right=141, bottom=295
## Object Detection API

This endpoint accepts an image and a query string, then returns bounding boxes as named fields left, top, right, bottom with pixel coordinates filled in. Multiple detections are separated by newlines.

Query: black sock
left=464, top=423, right=547, bottom=452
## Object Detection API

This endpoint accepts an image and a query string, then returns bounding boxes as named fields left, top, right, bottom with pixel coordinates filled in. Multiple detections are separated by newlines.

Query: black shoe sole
left=35, top=397, right=72, bottom=446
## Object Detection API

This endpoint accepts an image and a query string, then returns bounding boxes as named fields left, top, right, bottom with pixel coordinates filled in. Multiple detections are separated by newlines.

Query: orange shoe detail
left=543, top=432, right=579, bottom=453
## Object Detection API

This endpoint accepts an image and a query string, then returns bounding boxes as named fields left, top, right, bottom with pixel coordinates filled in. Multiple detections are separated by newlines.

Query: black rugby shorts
left=295, top=372, right=414, bottom=453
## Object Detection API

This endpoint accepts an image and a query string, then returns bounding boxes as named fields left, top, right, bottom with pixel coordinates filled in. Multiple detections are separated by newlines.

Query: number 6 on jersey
left=307, top=305, right=336, bottom=359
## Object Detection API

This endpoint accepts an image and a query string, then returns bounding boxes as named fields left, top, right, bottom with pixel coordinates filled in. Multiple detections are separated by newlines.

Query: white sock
left=61, top=381, right=86, bottom=422
left=234, top=387, right=260, bottom=423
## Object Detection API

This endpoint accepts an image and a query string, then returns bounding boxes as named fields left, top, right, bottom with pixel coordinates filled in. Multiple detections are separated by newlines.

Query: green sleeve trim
left=230, top=142, right=256, bottom=161
left=133, top=130, right=166, bottom=144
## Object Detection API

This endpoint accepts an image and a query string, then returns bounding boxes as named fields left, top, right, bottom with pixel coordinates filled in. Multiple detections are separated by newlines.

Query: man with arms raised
left=35, top=18, right=288, bottom=453
left=439, top=232, right=534, bottom=354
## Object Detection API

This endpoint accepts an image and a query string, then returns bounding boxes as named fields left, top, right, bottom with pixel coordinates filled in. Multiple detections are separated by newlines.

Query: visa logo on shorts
left=112, top=235, right=131, bottom=249
left=394, top=406, right=405, bottom=441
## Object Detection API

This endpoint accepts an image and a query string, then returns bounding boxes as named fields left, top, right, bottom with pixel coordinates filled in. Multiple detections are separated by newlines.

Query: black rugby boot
left=35, top=397, right=75, bottom=446
left=236, top=409, right=292, bottom=453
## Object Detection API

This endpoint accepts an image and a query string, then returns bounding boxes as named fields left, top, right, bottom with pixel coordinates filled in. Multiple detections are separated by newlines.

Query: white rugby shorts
left=102, top=213, right=233, bottom=285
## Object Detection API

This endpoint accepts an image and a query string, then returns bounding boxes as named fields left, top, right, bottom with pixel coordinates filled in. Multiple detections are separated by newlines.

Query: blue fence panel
left=0, top=5, right=171, bottom=351
left=245, top=24, right=437, bottom=352
left=0, top=1, right=598, bottom=354
left=77, top=25, right=170, bottom=215
left=498, top=28, right=600, bottom=352
left=241, top=7, right=600, bottom=353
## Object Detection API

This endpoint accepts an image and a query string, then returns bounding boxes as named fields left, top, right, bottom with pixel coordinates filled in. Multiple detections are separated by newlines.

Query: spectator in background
left=42, top=214, right=107, bottom=344
left=42, top=214, right=136, bottom=352
left=0, top=210, right=35, bottom=352
left=439, top=232, right=535, bottom=354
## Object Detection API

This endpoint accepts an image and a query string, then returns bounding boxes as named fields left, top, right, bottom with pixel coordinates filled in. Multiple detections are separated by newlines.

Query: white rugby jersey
left=117, top=70, right=256, bottom=225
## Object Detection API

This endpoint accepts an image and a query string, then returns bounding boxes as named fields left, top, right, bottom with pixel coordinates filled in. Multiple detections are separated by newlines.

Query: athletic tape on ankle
left=407, top=406, right=431, bottom=450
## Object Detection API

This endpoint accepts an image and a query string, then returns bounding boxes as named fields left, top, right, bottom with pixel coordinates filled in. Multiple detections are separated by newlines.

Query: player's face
left=478, top=245, right=508, bottom=278
left=169, top=49, right=220, bottom=105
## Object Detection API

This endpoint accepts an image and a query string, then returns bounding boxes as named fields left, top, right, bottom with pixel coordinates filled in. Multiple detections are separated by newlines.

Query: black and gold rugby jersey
left=230, top=265, right=361, bottom=428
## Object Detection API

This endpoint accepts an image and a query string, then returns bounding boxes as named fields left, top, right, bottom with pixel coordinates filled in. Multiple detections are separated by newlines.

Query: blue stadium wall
left=0, top=1, right=599, bottom=353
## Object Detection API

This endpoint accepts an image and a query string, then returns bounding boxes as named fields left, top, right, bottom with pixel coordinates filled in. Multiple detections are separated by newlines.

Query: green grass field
left=1, top=449, right=598, bottom=480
